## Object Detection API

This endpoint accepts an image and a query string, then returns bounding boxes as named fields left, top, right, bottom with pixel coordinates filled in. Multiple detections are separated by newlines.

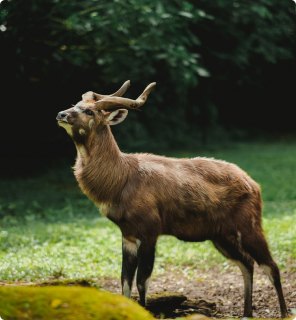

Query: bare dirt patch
left=98, top=265, right=296, bottom=318
left=1, top=265, right=294, bottom=318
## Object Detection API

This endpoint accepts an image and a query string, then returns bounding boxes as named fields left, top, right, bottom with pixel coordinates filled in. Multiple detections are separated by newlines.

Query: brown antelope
left=56, top=81, right=288, bottom=318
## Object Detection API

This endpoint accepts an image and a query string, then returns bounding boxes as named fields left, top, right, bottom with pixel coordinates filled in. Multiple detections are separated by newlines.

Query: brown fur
left=74, top=127, right=262, bottom=243
left=56, top=87, right=288, bottom=317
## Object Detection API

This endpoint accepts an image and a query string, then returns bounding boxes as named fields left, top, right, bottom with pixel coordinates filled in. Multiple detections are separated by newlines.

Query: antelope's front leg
left=136, top=240, right=156, bottom=306
left=121, top=237, right=138, bottom=298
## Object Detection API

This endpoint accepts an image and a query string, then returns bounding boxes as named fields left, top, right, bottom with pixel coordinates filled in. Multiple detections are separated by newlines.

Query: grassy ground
left=0, top=142, right=295, bottom=282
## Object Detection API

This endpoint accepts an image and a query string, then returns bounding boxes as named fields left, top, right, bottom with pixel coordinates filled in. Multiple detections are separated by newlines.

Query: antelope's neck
left=73, top=126, right=129, bottom=204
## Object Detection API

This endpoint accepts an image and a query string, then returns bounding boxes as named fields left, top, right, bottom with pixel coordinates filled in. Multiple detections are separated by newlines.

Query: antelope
left=56, top=81, right=288, bottom=318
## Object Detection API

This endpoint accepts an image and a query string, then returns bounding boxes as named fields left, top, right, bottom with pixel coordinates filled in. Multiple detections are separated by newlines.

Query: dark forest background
left=0, top=0, right=296, bottom=176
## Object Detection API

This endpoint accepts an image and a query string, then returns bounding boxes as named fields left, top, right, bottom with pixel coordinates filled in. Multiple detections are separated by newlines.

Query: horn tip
left=147, top=82, right=157, bottom=90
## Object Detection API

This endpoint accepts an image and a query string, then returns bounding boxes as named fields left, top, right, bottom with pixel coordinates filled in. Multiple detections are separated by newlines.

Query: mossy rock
left=0, top=286, right=154, bottom=320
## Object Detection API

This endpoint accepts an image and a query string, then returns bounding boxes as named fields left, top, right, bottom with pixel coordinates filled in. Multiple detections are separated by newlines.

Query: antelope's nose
left=56, top=111, right=68, bottom=121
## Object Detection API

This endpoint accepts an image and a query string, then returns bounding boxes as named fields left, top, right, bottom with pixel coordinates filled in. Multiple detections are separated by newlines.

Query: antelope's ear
left=106, top=109, right=128, bottom=126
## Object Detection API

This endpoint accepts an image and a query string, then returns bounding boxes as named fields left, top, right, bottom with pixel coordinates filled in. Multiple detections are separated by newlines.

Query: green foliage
left=64, top=0, right=202, bottom=86
left=0, top=286, right=154, bottom=320
left=0, top=142, right=295, bottom=283
left=1, top=0, right=295, bottom=149
left=3, top=0, right=293, bottom=85
left=197, top=1, right=296, bottom=70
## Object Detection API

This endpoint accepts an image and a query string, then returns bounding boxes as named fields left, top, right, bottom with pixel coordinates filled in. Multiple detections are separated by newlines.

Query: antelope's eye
left=83, top=109, right=94, bottom=116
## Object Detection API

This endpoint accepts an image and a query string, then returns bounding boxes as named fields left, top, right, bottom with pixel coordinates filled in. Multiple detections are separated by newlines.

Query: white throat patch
left=58, top=122, right=73, bottom=137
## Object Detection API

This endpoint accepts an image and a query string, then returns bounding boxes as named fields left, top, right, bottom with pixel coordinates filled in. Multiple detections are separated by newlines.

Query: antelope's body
left=57, top=81, right=288, bottom=318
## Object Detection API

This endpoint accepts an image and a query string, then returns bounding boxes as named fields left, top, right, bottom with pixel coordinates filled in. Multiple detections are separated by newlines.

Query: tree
left=1, top=0, right=295, bottom=153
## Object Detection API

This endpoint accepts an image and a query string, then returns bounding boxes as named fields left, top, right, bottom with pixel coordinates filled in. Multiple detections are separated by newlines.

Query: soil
left=98, top=265, right=296, bottom=319
left=1, top=265, right=295, bottom=318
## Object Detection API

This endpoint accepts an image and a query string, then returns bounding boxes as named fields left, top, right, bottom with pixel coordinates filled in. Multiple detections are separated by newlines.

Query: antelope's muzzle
left=56, top=111, right=68, bottom=122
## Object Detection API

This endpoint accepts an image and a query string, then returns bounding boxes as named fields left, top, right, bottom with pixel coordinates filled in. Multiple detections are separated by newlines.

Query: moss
left=38, top=278, right=94, bottom=287
left=0, top=286, right=154, bottom=320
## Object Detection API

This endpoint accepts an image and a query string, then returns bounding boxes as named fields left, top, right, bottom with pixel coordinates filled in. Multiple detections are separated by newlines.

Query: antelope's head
left=56, top=81, right=156, bottom=142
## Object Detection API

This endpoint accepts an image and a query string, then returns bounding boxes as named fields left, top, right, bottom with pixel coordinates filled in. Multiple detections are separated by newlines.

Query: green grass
left=0, top=142, right=296, bottom=282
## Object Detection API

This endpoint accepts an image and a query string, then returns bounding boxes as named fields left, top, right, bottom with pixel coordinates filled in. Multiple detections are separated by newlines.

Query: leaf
left=196, top=67, right=210, bottom=77
left=178, top=11, right=193, bottom=19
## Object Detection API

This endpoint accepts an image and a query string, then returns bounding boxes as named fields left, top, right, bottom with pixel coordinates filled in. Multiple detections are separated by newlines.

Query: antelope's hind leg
left=213, top=238, right=254, bottom=317
left=242, top=232, right=288, bottom=318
